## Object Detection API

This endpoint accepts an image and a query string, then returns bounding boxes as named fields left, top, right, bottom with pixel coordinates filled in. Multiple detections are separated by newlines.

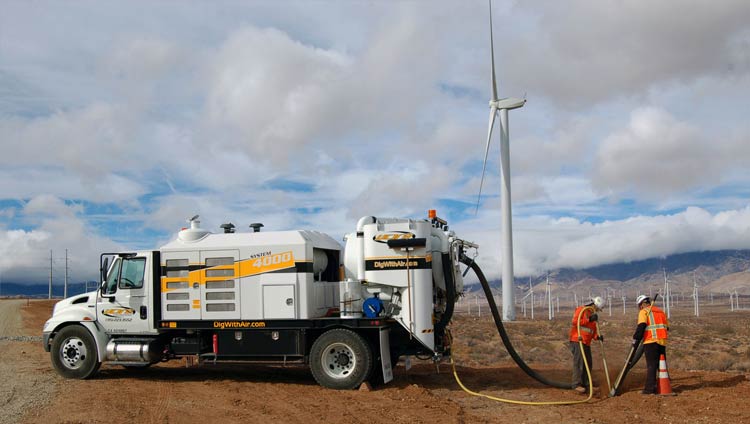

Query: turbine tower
left=476, top=0, right=526, bottom=321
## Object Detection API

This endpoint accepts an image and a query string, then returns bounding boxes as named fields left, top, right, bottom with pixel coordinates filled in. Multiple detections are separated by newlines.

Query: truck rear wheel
left=50, top=325, right=101, bottom=379
left=310, top=329, right=372, bottom=390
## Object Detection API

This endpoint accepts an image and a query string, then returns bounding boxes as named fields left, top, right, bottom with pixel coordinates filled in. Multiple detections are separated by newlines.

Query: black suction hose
left=435, top=253, right=456, bottom=335
left=461, top=256, right=575, bottom=389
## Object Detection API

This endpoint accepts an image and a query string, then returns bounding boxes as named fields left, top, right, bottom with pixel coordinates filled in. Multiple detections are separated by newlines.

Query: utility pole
left=64, top=249, right=69, bottom=299
left=49, top=250, right=53, bottom=299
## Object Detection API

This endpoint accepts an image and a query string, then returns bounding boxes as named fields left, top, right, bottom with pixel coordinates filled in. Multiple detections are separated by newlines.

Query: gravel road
left=0, top=299, right=24, bottom=337
left=0, top=300, right=58, bottom=424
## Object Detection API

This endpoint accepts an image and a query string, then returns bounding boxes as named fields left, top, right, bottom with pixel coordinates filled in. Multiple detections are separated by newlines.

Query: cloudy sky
left=1, top=0, right=750, bottom=285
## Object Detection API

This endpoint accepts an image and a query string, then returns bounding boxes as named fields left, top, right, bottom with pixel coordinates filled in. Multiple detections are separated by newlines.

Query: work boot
left=574, top=386, right=587, bottom=394
left=639, top=390, right=655, bottom=395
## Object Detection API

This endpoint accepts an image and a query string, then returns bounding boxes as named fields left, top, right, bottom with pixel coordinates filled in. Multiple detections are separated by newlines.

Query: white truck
left=43, top=211, right=471, bottom=389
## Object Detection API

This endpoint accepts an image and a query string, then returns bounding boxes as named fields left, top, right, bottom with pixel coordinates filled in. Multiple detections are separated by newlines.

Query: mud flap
left=379, top=328, right=393, bottom=384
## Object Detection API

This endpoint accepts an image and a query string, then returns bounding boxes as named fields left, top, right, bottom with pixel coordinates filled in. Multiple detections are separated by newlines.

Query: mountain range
left=466, top=249, right=750, bottom=300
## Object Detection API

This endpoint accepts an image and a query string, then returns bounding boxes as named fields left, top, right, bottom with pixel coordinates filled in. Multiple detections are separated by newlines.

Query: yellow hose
left=594, top=321, right=612, bottom=393
left=450, top=305, right=598, bottom=405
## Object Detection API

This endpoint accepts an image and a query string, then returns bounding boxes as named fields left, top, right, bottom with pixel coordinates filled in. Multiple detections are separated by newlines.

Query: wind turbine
left=692, top=271, right=700, bottom=317
left=476, top=0, right=526, bottom=321
left=546, top=272, right=553, bottom=320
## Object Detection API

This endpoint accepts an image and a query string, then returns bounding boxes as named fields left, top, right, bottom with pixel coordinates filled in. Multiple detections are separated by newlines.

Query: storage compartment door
left=262, top=284, right=296, bottom=319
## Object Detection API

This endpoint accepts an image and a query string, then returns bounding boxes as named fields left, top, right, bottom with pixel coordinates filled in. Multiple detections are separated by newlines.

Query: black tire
left=50, top=325, right=101, bottom=379
left=309, top=329, right=372, bottom=390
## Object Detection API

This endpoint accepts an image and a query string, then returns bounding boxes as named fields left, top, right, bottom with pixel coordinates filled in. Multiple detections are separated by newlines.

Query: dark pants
left=569, top=342, right=593, bottom=387
left=643, top=343, right=666, bottom=393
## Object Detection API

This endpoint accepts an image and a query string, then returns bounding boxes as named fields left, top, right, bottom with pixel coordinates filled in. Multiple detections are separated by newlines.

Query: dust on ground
left=3, top=299, right=749, bottom=424
left=0, top=300, right=57, bottom=424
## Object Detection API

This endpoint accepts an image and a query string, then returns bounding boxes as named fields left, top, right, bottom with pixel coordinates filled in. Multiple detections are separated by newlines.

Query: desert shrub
left=713, top=325, right=735, bottom=336
left=703, top=352, right=735, bottom=371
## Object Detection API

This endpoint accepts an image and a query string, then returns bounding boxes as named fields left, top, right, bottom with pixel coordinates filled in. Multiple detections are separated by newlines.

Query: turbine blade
left=475, top=105, right=498, bottom=215
left=489, top=0, right=498, bottom=101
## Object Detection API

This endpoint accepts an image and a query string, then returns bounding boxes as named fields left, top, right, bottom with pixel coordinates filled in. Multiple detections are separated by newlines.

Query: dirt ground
left=3, top=299, right=750, bottom=423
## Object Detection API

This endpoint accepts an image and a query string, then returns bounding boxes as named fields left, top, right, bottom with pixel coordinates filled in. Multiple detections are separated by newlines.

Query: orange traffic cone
left=657, top=354, right=676, bottom=396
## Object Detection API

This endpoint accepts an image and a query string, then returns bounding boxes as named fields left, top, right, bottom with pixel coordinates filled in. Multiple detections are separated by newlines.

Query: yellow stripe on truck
left=160, top=251, right=297, bottom=292
left=238, top=251, right=295, bottom=276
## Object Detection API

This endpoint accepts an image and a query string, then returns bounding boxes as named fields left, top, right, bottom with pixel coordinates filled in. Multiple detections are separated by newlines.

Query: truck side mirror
left=101, top=257, right=109, bottom=285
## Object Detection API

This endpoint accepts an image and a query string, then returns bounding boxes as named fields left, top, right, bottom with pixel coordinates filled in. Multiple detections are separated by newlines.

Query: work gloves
left=631, top=339, right=639, bottom=348
left=589, top=313, right=598, bottom=322
left=597, top=335, right=604, bottom=342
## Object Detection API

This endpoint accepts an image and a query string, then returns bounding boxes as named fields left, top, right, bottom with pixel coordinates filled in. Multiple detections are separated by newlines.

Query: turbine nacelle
left=490, top=97, right=526, bottom=110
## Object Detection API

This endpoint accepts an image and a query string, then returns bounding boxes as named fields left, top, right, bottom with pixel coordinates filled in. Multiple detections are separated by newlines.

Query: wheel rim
left=59, top=336, right=88, bottom=370
left=321, top=342, right=357, bottom=380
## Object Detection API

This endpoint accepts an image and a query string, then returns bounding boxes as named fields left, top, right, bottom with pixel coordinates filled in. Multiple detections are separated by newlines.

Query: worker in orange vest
left=632, top=295, right=669, bottom=395
left=569, top=296, right=604, bottom=393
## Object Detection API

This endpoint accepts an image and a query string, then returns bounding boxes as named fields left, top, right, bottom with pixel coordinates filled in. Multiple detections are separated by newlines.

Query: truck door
left=200, top=250, right=240, bottom=320
left=161, top=251, right=201, bottom=320
left=98, top=253, right=155, bottom=334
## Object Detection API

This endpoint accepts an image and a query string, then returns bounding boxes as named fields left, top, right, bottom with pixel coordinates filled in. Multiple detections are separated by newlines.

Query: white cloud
left=23, top=194, right=81, bottom=217
left=202, top=26, right=355, bottom=163
left=501, top=1, right=750, bottom=104
left=0, top=195, right=122, bottom=283
left=0, top=168, right=146, bottom=203
left=458, top=205, right=750, bottom=281
left=0, top=103, right=141, bottom=177
left=102, top=37, right=180, bottom=82
left=591, top=107, right=735, bottom=197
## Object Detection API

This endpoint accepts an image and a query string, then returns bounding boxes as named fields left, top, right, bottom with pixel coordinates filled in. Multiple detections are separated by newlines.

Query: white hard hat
left=591, top=296, right=605, bottom=310
left=636, top=295, right=650, bottom=306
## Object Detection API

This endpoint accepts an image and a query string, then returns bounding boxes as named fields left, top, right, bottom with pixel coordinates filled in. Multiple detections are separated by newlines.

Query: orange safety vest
left=569, top=305, right=598, bottom=345
left=642, top=305, right=668, bottom=344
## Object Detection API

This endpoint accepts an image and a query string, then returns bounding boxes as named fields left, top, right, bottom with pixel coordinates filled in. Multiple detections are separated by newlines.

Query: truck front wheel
left=310, top=329, right=372, bottom=390
left=50, top=325, right=101, bottom=379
